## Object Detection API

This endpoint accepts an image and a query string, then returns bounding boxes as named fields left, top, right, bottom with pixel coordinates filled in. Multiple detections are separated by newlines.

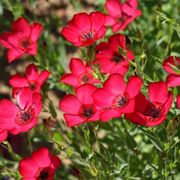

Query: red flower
left=105, top=0, right=142, bottom=31
left=163, top=56, right=180, bottom=87
left=59, top=84, right=100, bottom=127
left=19, top=147, right=61, bottom=180
left=61, top=58, right=99, bottom=88
left=61, top=12, right=107, bottom=47
left=9, top=63, right=50, bottom=93
left=0, top=88, right=42, bottom=135
left=0, top=17, right=43, bottom=62
left=0, top=129, right=8, bottom=142
left=95, top=34, right=134, bottom=75
left=93, top=74, right=142, bottom=121
left=125, top=82, right=173, bottom=127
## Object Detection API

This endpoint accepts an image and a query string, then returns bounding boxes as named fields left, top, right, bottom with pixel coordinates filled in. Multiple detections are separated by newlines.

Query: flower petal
left=125, top=112, right=146, bottom=125
left=164, top=93, right=173, bottom=114
left=64, top=114, right=84, bottom=127
left=0, top=32, right=14, bottom=48
left=0, top=99, right=18, bottom=130
left=166, top=74, right=180, bottom=87
left=10, top=117, right=38, bottom=135
left=76, top=84, right=97, bottom=104
left=37, top=70, right=50, bottom=86
left=9, top=74, right=28, bottom=88
left=101, top=109, right=122, bottom=122
left=32, top=93, right=42, bottom=115
left=60, top=74, right=78, bottom=86
left=69, top=13, right=91, bottom=32
left=104, top=74, right=126, bottom=95
left=30, top=23, right=43, bottom=42
left=148, top=81, right=168, bottom=103
left=19, top=157, right=38, bottom=177
left=61, top=27, right=80, bottom=46
left=26, top=64, right=39, bottom=81
left=126, top=76, right=142, bottom=98
left=12, top=18, right=30, bottom=35
left=0, top=130, right=8, bottom=142
left=120, top=97, right=135, bottom=113
left=90, top=12, right=106, bottom=31
left=51, top=155, right=61, bottom=169
left=93, top=88, right=114, bottom=108
left=163, top=56, right=180, bottom=75
left=16, top=88, right=33, bottom=110
left=7, top=49, right=24, bottom=63
left=70, top=58, right=86, bottom=75
left=59, top=94, right=81, bottom=114
left=32, top=147, right=51, bottom=167
left=105, top=0, right=122, bottom=18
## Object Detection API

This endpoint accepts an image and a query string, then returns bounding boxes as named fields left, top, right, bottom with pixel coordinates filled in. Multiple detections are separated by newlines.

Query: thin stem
left=27, top=132, right=33, bottom=153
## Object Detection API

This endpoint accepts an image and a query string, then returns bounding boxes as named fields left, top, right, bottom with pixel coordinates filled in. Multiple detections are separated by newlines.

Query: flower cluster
left=0, top=18, right=60, bottom=178
left=59, top=0, right=178, bottom=128
left=0, top=0, right=179, bottom=178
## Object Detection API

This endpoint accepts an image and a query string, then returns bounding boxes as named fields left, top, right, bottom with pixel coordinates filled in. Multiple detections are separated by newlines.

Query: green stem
left=27, top=133, right=33, bottom=153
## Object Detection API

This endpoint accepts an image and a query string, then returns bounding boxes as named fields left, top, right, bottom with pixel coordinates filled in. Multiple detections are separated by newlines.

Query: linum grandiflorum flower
left=105, top=0, right=142, bottom=31
left=61, top=12, right=107, bottom=47
left=59, top=84, right=100, bottom=127
left=0, top=88, right=42, bottom=135
left=95, top=34, right=134, bottom=75
left=0, top=17, right=43, bottom=62
left=19, top=147, right=61, bottom=180
left=9, top=63, right=50, bottom=93
left=163, top=56, right=180, bottom=87
left=0, top=129, right=8, bottom=142
left=93, top=74, right=142, bottom=121
left=125, top=82, right=173, bottom=127
left=61, top=58, right=99, bottom=88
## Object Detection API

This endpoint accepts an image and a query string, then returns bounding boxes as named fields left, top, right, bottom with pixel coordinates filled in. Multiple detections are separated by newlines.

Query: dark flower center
left=145, top=104, right=163, bottom=121
left=80, top=75, right=89, bottom=83
left=29, top=82, right=37, bottom=91
left=112, top=52, right=124, bottom=63
left=21, top=111, right=31, bottom=121
left=15, top=107, right=35, bottom=125
left=118, top=12, right=132, bottom=23
left=79, top=104, right=95, bottom=119
left=20, top=38, right=31, bottom=49
left=81, top=32, right=93, bottom=42
left=114, top=95, right=129, bottom=108
left=36, top=167, right=53, bottom=180
left=37, top=167, right=52, bottom=180
left=39, top=171, right=49, bottom=180
left=118, top=96, right=127, bottom=107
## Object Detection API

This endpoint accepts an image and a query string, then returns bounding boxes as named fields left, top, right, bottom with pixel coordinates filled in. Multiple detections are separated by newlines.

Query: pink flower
left=9, top=63, right=50, bottom=93
left=61, top=58, right=99, bottom=88
left=61, top=12, right=107, bottom=47
left=59, top=84, right=100, bottom=127
left=95, top=34, right=134, bottom=75
left=0, top=129, right=8, bottom=142
left=19, top=147, right=61, bottom=180
left=163, top=56, right=180, bottom=87
left=0, top=17, right=43, bottom=63
left=0, top=88, right=42, bottom=135
left=125, top=82, right=173, bottom=127
left=105, top=0, right=142, bottom=31
left=93, top=74, right=142, bottom=121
